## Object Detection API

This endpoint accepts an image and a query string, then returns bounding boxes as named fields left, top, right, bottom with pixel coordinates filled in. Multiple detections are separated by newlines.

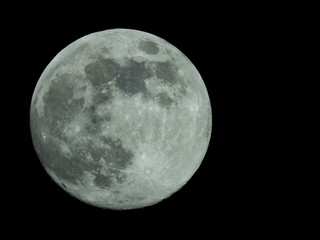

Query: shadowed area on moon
left=84, top=56, right=184, bottom=105
left=31, top=107, right=134, bottom=188
left=31, top=71, right=136, bottom=187
left=138, top=40, right=159, bottom=55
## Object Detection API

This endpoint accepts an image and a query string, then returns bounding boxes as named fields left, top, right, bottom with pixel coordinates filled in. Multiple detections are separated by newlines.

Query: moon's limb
left=30, top=29, right=212, bottom=209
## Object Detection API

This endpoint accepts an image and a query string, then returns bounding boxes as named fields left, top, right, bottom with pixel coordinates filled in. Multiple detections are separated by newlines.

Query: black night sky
left=4, top=3, right=276, bottom=237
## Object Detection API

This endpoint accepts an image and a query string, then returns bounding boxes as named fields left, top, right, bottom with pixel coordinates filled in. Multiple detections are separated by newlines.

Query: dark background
left=4, top=3, right=282, bottom=237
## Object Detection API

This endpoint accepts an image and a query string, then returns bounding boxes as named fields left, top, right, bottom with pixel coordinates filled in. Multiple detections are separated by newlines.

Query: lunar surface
left=30, top=29, right=212, bottom=210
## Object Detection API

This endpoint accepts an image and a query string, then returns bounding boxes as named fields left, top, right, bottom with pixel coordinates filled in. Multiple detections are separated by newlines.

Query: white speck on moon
left=30, top=29, right=212, bottom=210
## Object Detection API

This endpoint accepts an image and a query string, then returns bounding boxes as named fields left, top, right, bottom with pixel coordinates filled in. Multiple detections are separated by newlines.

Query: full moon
left=30, top=29, right=212, bottom=210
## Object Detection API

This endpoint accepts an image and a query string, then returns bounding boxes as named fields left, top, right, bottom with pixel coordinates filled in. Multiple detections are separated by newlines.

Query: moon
left=30, top=29, right=212, bottom=210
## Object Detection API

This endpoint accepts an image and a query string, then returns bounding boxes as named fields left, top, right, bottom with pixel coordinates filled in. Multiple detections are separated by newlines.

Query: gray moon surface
left=30, top=29, right=212, bottom=210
